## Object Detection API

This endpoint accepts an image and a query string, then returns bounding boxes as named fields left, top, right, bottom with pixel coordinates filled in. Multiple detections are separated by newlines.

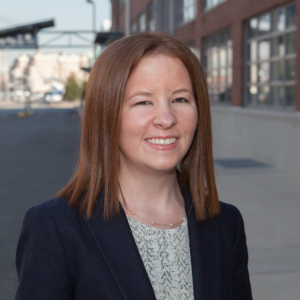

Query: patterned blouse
left=126, top=215, right=194, bottom=300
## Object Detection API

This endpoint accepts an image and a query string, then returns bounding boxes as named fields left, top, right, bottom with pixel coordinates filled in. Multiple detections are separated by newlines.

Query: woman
left=16, top=32, right=252, bottom=300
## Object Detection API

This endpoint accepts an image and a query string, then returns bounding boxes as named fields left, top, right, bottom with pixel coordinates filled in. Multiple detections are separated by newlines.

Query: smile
left=146, top=138, right=177, bottom=145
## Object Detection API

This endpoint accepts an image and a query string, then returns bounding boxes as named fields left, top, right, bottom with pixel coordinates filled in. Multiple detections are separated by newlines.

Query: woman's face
left=119, top=54, right=198, bottom=174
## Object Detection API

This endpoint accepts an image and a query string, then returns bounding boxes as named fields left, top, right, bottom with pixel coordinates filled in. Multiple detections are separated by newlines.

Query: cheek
left=119, top=110, right=150, bottom=146
left=177, top=107, right=198, bottom=138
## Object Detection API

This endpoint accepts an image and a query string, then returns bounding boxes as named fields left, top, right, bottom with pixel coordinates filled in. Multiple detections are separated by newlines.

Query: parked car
left=44, top=90, right=63, bottom=102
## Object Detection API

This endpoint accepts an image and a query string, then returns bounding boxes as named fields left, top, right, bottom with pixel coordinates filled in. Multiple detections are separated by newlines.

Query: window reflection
left=286, top=4, right=296, bottom=27
left=248, top=64, right=257, bottom=84
left=272, top=61, right=284, bottom=81
left=286, top=59, right=296, bottom=80
left=246, top=2, right=296, bottom=108
left=258, top=86, right=270, bottom=104
left=258, top=62, right=270, bottom=83
left=286, top=32, right=296, bottom=54
left=286, top=86, right=295, bottom=106
left=249, top=18, right=258, bottom=37
left=248, top=86, right=257, bottom=105
left=139, top=13, right=146, bottom=32
left=204, top=0, right=227, bottom=11
left=204, top=29, right=232, bottom=103
left=273, top=36, right=285, bottom=56
left=219, top=48, right=227, bottom=67
left=271, top=87, right=284, bottom=106
left=147, top=2, right=155, bottom=31
left=249, top=41, right=257, bottom=61
left=275, top=8, right=286, bottom=31
left=258, top=39, right=270, bottom=60
left=258, top=14, right=271, bottom=36
left=178, top=0, right=197, bottom=24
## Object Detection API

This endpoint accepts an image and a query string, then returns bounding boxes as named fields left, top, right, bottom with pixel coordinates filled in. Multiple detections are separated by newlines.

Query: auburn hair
left=57, top=31, right=220, bottom=221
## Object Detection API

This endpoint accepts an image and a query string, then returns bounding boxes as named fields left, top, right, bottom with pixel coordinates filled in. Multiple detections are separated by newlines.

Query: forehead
left=126, top=54, right=192, bottom=92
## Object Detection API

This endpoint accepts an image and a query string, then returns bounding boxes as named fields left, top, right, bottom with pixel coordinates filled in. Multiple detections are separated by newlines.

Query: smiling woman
left=15, top=32, right=252, bottom=300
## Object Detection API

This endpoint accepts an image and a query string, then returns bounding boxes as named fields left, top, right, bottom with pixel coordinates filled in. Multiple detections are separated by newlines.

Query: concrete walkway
left=0, top=103, right=299, bottom=299
left=214, top=145, right=300, bottom=300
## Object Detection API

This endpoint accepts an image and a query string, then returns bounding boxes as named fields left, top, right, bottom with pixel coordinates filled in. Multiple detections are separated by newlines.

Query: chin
left=145, top=162, right=178, bottom=174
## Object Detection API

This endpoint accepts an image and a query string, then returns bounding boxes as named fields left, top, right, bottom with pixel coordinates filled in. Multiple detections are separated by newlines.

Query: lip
left=144, top=136, right=180, bottom=151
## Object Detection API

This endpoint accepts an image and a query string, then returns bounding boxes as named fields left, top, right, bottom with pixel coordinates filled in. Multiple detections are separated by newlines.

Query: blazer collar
left=181, top=186, right=222, bottom=300
left=83, top=187, right=221, bottom=300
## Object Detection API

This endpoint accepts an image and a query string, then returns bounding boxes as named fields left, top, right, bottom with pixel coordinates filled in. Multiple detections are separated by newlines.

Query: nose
left=153, top=103, right=177, bottom=129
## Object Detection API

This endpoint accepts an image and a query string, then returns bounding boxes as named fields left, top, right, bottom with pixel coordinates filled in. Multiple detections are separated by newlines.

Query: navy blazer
left=15, top=187, right=252, bottom=300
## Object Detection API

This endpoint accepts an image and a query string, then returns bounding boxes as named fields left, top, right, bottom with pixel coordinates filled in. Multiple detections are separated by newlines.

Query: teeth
left=147, top=138, right=177, bottom=145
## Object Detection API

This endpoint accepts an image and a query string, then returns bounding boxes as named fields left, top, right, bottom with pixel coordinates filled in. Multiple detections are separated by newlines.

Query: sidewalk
left=0, top=99, right=81, bottom=110
left=1, top=104, right=299, bottom=299
left=214, top=144, right=300, bottom=300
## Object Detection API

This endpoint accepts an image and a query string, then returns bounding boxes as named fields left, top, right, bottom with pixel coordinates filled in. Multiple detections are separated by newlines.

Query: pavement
left=0, top=101, right=299, bottom=299
left=0, top=104, right=81, bottom=300
left=214, top=145, right=300, bottom=299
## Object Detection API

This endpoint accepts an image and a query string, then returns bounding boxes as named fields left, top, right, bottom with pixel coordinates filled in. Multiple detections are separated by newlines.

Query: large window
left=203, top=0, right=227, bottom=11
left=119, top=0, right=125, bottom=8
left=178, top=0, right=197, bottom=25
left=147, top=2, right=155, bottom=31
left=203, top=29, right=232, bottom=102
left=138, top=13, right=146, bottom=32
left=245, top=3, right=296, bottom=108
left=131, top=21, right=137, bottom=33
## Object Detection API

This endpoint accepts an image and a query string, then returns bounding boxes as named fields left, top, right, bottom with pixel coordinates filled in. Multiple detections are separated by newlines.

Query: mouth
left=146, top=137, right=178, bottom=146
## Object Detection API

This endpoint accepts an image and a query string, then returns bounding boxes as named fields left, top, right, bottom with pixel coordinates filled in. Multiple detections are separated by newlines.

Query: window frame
left=244, top=2, right=296, bottom=109
left=177, top=0, right=197, bottom=27
left=202, top=0, right=227, bottom=13
left=203, top=28, right=232, bottom=104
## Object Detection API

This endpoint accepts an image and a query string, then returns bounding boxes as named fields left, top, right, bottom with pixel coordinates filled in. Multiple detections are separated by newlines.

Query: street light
left=86, top=0, right=97, bottom=63
left=86, top=0, right=96, bottom=33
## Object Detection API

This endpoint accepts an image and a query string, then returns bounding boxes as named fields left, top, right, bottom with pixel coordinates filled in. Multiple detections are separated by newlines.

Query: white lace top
left=126, top=215, right=194, bottom=300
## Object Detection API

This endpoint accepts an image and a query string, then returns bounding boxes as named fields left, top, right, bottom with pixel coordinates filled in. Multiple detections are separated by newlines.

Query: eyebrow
left=171, top=88, right=193, bottom=96
left=127, top=91, right=154, bottom=101
left=127, top=88, right=193, bottom=101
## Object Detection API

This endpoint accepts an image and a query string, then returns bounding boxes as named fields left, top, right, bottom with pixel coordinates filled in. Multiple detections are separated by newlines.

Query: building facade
left=10, top=51, right=89, bottom=100
left=111, top=0, right=300, bottom=173
left=112, top=0, right=299, bottom=110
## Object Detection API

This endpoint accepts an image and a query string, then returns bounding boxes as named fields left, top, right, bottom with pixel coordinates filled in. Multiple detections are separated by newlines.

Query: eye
left=172, top=97, right=188, bottom=103
left=135, top=101, right=151, bottom=105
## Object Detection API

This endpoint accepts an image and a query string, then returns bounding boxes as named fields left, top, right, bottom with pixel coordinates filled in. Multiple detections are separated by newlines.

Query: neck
left=118, top=163, right=185, bottom=223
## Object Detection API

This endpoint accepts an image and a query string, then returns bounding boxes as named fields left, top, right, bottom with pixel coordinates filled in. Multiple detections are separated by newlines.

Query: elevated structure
left=0, top=20, right=54, bottom=49
left=94, top=31, right=123, bottom=45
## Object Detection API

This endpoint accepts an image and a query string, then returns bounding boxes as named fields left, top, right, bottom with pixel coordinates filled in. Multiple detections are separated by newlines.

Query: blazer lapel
left=182, top=187, right=222, bottom=300
left=82, top=193, right=156, bottom=300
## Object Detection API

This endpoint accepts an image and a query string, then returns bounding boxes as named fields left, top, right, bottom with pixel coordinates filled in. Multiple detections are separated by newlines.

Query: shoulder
left=219, top=201, right=243, bottom=221
left=23, top=197, right=79, bottom=227
left=214, top=201, right=246, bottom=242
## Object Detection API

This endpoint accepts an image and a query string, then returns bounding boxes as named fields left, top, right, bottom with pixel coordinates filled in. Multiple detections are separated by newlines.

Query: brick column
left=196, top=0, right=203, bottom=62
left=231, top=19, right=244, bottom=106
left=295, top=0, right=300, bottom=110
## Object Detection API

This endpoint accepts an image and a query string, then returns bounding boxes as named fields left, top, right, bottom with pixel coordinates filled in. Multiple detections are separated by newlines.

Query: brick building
left=111, top=0, right=300, bottom=173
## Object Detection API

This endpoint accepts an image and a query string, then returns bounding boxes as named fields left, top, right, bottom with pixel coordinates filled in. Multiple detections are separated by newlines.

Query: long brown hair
left=57, top=32, right=220, bottom=221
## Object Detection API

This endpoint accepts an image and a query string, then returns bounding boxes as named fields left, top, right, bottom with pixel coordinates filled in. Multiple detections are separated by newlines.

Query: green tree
left=64, top=73, right=80, bottom=100
left=80, top=80, right=88, bottom=99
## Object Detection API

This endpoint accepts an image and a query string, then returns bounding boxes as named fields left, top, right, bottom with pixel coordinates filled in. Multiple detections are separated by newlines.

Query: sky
left=0, top=0, right=111, bottom=66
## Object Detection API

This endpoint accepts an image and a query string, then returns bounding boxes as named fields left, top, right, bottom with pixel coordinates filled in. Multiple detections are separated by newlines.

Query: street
left=0, top=107, right=80, bottom=299
left=0, top=105, right=299, bottom=299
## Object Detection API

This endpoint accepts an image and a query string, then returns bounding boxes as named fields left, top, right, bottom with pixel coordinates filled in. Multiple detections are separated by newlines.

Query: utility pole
left=125, top=0, right=131, bottom=37
left=86, top=0, right=97, bottom=62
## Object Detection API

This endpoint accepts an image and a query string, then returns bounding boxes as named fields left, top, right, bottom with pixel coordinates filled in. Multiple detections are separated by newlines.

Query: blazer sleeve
left=233, top=207, right=253, bottom=300
left=15, top=206, right=74, bottom=300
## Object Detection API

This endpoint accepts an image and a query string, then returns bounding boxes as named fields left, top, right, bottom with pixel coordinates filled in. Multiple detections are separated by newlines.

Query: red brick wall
left=111, top=0, right=300, bottom=110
